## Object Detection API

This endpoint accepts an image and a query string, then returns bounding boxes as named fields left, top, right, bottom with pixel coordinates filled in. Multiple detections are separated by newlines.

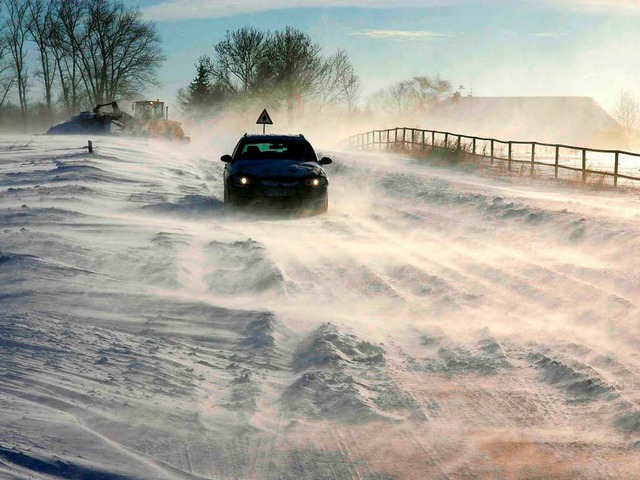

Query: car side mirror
left=220, top=155, right=232, bottom=163
left=319, top=157, right=332, bottom=165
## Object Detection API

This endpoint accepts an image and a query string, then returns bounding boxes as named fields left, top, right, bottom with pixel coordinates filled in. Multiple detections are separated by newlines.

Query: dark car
left=221, top=134, right=332, bottom=213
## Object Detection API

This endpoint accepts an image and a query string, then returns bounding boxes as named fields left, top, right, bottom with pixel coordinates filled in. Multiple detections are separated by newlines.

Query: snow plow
left=47, top=99, right=189, bottom=142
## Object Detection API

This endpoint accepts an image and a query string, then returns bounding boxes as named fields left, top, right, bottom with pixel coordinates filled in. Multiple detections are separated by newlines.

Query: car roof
left=240, top=134, right=307, bottom=143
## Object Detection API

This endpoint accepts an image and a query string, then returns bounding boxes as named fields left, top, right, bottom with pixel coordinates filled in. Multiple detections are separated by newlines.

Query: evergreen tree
left=178, top=56, right=226, bottom=119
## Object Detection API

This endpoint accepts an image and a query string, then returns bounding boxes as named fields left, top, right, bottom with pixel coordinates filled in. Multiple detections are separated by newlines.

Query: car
left=221, top=134, right=332, bottom=213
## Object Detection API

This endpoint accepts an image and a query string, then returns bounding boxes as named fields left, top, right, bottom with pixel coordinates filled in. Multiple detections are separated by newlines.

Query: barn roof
left=426, top=96, right=619, bottom=146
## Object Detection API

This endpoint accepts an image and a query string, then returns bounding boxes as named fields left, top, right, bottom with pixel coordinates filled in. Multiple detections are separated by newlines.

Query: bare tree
left=0, top=29, right=15, bottom=111
left=258, top=27, right=330, bottom=118
left=412, top=75, right=452, bottom=110
left=183, top=26, right=360, bottom=118
left=27, top=0, right=56, bottom=120
left=209, top=26, right=268, bottom=94
left=370, top=75, right=452, bottom=117
left=321, top=49, right=361, bottom=113
left=54, top=0, right=163, bottom=106
left=83, top=0, right=164, bottom=103
left=386, top=80, right=415, bottom=115
left=51, top=0, right=86, bottom=112
left=2, top=0, right=29, bottom=119
left=614, top=90, right=639, bottom=144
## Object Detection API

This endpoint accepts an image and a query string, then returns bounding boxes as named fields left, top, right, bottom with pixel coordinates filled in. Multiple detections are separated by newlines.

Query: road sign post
left=256, top=109, right=273, bottom=134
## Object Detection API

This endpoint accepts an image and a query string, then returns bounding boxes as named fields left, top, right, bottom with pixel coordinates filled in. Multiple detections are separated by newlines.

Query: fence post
left=614, top=152, right=619, bottom=187
left=457, top=135, right=461, bottom=151
left=431, top=131, right=435, bottom=148
left=444, top=132, right=449, bottom=150
left=472, top=137, right=476, bottom=156
left=554, top=145, right=559, bottom=178
left=582, top=149, right=587, bottom=183
left=490, top=140, right=494, bottom=165
left=422, top=130, right=426, bottom=150
left=508, top=142, right=512, bottom=172
left=530, top=143, right=535, bottom=177
left=402, top=128, right=407, bottom=149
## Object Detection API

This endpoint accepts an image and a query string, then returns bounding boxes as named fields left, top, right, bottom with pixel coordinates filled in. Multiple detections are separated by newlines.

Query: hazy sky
left=125, top=0, right=640, bottom=112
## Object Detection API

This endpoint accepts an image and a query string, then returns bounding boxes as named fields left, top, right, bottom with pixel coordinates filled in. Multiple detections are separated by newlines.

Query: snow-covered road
left=2, top=135, right=640, bottom=479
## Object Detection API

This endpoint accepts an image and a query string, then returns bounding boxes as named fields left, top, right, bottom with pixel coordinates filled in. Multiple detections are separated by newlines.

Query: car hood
left=230, top=160, right=324, bottom=178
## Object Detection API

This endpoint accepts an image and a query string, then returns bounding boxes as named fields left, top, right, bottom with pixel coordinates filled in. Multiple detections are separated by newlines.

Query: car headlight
left=232, top=175, right=252, bottom=186
left=305, top=177, right=327, bottom=187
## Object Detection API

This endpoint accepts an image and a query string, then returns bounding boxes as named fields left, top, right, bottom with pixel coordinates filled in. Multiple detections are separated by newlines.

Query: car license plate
left=265, top=188, right=296, bottom=198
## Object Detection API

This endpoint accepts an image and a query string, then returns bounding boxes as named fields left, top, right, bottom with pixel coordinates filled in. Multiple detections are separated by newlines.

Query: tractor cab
left=133, top=99, right=168, bottom=122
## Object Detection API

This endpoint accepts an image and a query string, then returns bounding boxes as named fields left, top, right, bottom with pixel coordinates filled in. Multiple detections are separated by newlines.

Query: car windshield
left=235, top=140, right=316, bottom=161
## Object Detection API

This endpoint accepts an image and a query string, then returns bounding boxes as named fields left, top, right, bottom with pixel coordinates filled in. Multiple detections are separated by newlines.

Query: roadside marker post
left=256, top=109, right=273, bottom=134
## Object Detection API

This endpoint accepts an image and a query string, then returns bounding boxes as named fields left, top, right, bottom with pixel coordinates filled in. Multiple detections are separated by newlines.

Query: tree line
left=0, top=0, right=163, bottom=125
left=178, top=26, right=361, bottom=121
left=369, top=76, right=453, bottom=116
left=178, top=25, right=460, bottom=125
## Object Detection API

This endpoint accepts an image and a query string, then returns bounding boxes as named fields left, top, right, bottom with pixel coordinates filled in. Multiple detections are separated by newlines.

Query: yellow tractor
left=130, top=99, right=189, bottom=142
left=47, top=99, right=189, bottom=142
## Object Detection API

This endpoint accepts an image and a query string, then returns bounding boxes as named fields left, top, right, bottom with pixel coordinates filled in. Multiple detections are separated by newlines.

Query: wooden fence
left=346, top=127, right=640, bottom=187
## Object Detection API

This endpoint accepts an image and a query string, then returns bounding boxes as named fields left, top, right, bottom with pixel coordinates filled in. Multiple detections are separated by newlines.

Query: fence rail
left=346, top=127, right=640, bottom=187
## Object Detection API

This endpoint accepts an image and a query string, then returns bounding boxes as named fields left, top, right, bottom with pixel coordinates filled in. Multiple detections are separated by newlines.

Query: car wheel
left=224, top=184, right=235, bottom=206
left=315, top=194, right=328, bottom=215
left=225, top=188, right=247, bottom=208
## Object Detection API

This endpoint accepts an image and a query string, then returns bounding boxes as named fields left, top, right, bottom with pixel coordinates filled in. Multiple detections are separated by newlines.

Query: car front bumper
left=229, top=184, right=328, bottom=208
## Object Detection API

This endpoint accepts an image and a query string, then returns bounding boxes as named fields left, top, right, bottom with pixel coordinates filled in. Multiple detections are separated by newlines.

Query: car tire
left=224, top=184, right=237, bottom=206
left=225, top=188, right=247, bottom=208
left=315, top=194, right=328, bottom=215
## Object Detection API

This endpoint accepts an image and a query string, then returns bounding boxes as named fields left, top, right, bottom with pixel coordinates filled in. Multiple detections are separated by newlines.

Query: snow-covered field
left=3, top=134, right=640, bottom=479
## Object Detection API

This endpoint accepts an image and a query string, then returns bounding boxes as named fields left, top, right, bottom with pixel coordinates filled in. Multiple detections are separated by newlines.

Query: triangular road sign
left=256, top=109, right=273, bottom=125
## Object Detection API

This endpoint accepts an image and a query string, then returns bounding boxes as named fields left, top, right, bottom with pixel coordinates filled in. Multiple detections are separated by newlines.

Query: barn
left=425, top=96, right=620, bottom=147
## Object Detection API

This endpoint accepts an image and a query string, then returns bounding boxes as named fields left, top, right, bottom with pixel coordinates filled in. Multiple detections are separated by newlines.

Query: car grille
left=261, top=179, right=301, bottom=187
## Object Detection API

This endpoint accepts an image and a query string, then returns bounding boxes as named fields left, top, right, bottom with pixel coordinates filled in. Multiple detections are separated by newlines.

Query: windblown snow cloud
left=350, top=29, right=455, bottom=41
